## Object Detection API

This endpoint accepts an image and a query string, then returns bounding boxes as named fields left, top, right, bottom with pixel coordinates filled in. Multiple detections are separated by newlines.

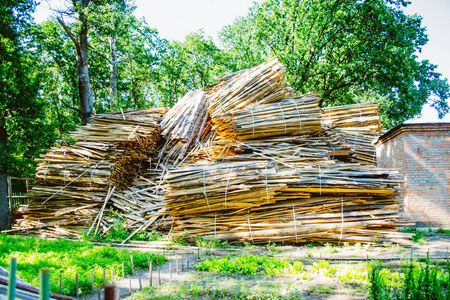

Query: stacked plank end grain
left=12, top=108, right=168, bottom=238
left=322, top=102, right=383, bottom=165
left=163, top=60, right=414, bottom=245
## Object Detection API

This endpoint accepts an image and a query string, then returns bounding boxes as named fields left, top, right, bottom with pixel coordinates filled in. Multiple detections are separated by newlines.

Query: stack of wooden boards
left=12, top=108, right=169, bottom=238
left=13, top=60, right=413, bottom=244
left=161, top=60, right=413, bottom=244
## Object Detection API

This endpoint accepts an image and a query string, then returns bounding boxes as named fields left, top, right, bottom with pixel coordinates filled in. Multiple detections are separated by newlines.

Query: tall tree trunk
left=110, top=35, right=118, bottom=110
left=0, top=122, right=10, bottom=231
left=77, top=29, right=93, bottom=125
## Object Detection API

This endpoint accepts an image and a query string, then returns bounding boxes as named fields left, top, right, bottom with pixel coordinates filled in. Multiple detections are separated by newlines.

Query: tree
left=87, top=1, right=163, bottom=111
left=154, top=31, right=229, bottom=106
left=56, top=0, right=98, bottom=125
left=219, top=0, right=450, bottom=128
left=0, top=0, right=56, bottom=230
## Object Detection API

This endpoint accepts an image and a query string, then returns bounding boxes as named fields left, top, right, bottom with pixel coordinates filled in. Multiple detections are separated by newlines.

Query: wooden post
left=139, top=277, right=142, bottom=290
left=76, top=273, right=79, bottom=298
left=157, top=267, right=161, bottom=285
left=91, top=269, right=95, bottom=293
left=176, top=254, right=179, bottom=274
left=163, top=250, right=165, bottom=260
left=104, top=284, right=115, bottom=300
left=149, top=260, right=152, bottom=286
left=7, top=256, right=17, bottom=300
left=130, top=255, right=134, bottom=275
left=40, top=268, right=50, bottom=300
left=128, top=278, right=131, bottom=294
left=182, top=255, right=184, bottom=271
left=169, top=262, right=172, bottom=278
left=98, top=289, right=101, bottom=300
left=197, top=247, right=200, bottom=260
left=7, top=177, right=13, bottom=212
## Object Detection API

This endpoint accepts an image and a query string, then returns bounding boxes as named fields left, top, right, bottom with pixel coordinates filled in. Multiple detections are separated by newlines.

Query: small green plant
left=310, top=285, right=334, bottom=294
left=171, top=232, right=189, bottom=246
left=195, top=235, right=229, bottom=249
left=310, top=260, right=337, bottom=278
left=338, top=265, right=368, bottom=285
left=243, top=241, right=259, bottom=249
left=323, top=242, right=338, bottom=254
left=267, top=241, right=280, bottom=255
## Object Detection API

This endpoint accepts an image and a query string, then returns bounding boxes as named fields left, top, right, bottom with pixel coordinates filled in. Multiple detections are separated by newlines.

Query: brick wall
left=376, top=123, right=450, bottom=228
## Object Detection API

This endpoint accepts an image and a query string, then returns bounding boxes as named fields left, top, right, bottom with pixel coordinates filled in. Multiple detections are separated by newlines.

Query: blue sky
left=34, top=0, right=450, bottom=122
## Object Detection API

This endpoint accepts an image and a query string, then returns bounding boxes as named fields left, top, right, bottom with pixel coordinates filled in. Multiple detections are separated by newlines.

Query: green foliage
left=81, top=210, right=163, bottom=243
left=0, top=0, right=58, bottom=179
left=337, top=265, right=368, bottom=285
left=219, top=0, right=450, bottom=128
left=310, top=260, right=337, bottom=278
left=153, top=31, right=230, bottom=107
left=310, top=285, right=334, bottom=294
left=195, top=254, right=303, bottom=277
left=0, top=234, right=165, bottom=296
left=195, top=235, right=229, bottom=249
left=368, top=256, right=449, bottom=299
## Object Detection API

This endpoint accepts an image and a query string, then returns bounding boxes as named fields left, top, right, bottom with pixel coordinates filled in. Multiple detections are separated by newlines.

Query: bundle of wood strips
left=206, top=60, right=291, bottom=139
left=215, top=93, right=323, bottom=140
left=158, top=90, right=209, bottom=166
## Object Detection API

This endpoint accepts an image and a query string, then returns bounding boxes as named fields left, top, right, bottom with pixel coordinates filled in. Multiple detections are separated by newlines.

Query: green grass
left=0, top=234, right=165, bottom=296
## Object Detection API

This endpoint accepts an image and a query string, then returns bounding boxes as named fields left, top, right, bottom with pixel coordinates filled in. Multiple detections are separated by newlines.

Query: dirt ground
left=83, top=234, right=450, bottom=300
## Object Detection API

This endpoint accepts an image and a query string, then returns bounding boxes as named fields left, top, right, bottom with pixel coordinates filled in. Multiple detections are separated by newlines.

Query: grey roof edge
left=375, top=122, right=450, bottom=146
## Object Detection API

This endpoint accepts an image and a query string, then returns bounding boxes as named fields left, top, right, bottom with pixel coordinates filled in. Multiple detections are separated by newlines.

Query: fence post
left=7, top=256, right=17, bottom=300
left=40, top=268, right=50, bottom=300
left=104, top=284, right=115, bottom=300
left=7, top=177, right=12, bottom=212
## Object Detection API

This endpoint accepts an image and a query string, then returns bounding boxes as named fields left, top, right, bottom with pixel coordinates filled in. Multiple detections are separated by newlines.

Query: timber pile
left=163, top=61, right=412, bottom=244
left=12, top=108, right=168, bottom=238
left=13, top=60, right=412, bottom=245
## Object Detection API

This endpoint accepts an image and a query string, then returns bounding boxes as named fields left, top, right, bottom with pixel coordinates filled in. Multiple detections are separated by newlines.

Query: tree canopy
left=219, top=0, right=450, bottom=128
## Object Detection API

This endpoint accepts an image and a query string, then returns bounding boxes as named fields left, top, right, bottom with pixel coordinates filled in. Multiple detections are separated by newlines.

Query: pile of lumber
left=12, top=108, right=168, bottom=238
left=12, top=60, right=412, bottom=245
left=162, top=61, right=412, bottom=244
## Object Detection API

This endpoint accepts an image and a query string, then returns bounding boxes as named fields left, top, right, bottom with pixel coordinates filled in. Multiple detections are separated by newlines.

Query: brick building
left=375, top=123, right=450, bottom=228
